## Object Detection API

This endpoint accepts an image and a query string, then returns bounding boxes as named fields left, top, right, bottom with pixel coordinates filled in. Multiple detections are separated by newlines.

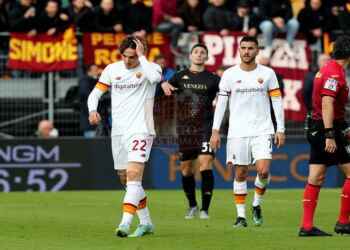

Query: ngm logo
left=0, top=145, right=59, bottom=163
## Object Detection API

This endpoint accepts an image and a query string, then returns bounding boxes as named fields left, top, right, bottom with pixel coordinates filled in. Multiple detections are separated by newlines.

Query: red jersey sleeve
left=320, top=68, right=343, bottom=98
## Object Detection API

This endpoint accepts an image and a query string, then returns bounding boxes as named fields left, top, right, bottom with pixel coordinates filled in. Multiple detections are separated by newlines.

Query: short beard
left=241, top=57, right=255, bottom=64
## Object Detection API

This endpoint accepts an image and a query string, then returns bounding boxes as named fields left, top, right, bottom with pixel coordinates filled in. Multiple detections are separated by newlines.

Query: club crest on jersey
left=115, top=76, right=121, bottom=80
left=236, top=80, right=242, bottom=83
left=182, top=75, right=190, bottom=79
left=257, top=78, right=264, bottom=84
left=324, top=78, right=338, bottom=91
left=136, top=72, right=142, bottom=78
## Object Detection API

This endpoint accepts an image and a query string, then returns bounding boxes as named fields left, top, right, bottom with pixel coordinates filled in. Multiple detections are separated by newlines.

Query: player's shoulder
left=222, top=65, right=240, bottom=76
left=105, top=61, right=124, bottom=71
left=203, top=70, right=220, bottom=80
left=320, top=60, right=343, bottom=76
left=173, top=69, right=188, bottom=78
left=257, top=64, right=276, bottom=75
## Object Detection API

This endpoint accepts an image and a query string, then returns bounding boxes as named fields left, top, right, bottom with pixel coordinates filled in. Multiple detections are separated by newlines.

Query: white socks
left=233, top=180, right=247, bottom=218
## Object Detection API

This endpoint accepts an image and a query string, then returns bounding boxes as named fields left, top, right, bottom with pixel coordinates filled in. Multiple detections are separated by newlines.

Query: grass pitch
left=1, top=189, right=349, bottom=250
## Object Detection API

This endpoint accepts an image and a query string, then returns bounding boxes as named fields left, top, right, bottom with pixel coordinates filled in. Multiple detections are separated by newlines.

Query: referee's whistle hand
left=89, top=111, right=101, bottom=125
left=325, top=138, right=337, bottom=153
left=161, top=82, right=177, bottom=96
left=274, top=132, right=285, bottom=148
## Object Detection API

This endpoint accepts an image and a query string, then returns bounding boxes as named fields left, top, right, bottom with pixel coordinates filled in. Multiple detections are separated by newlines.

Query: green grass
left=1, top=189, right=349, bottom=250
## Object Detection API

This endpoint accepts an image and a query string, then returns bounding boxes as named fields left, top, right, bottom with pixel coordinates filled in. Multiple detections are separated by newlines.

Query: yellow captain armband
left=96, top=82, right=110, bottom=91
left=269, top=88, right=282, bottom=97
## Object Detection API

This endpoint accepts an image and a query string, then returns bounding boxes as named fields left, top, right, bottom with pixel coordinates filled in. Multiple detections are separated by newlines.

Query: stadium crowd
left=0, top=0, right=349, bottom=54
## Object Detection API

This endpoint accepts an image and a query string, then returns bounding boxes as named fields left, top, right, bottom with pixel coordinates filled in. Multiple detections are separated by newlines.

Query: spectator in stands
left=154, top=54, right=175, bottom=81
left=37, top=120, right=59, bottom=138
left=259, top=0, right=299, bottom=57
left=79, top=64, right=100, bottom=137
left=153, top=0, right=184, bottom=53
left=325, top=0, right=350, bottom=36
left=297, top=0, right=327, bottom=48
left=230, top=0, right=259, bottom=37
left=35, top=0, right=70, bottom=35
left=90, top=0, right=123, bottom=32
left=0, top=0, right=10, bottom=31
left=302, top=53, right=330, bottom=111
left=203, top=0, right=231, bottom=36
left=8, top=0, right=37, bottom=35
left=123, top=0, right=152, bottom=38
left=64, top=0, right=93, bottom=32
left=177, top=0, right=204, bottom=32
left=33, top=0, right=50, bottom=11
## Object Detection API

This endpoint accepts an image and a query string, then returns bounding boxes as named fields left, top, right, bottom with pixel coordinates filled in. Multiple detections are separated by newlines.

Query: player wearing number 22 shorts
left=87, top=36, right=162, bottom=238
left=161, top=44, right=220, bottom=220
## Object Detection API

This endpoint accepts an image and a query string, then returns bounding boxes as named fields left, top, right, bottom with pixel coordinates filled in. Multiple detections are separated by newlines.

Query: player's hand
left=88, top=111, right=101, bottom=125
left=161, top=81, right=177, bottom=96
left=274, top=132, right=285, bottom=148
left=325, top=138, right=337, bottom=153
left=134, top=38, right=145, bottom=57
left=210, top=130, right=221, bottom=151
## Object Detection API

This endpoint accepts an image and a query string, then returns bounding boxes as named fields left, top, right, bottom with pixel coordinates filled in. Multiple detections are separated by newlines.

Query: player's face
left=239, top=41, right=259, bottom=64
left=190, top=47, right=208, bottom=66
left=122, top=48, right=139, bottom=69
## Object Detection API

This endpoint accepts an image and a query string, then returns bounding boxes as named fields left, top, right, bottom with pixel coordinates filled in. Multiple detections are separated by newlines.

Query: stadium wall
left=0, top=138, right=343, bottom=192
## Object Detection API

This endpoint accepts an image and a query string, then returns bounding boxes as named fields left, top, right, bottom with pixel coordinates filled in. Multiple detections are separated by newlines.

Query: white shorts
left=111, top=134, right=154, bottom=170
left=226, top=135, right=273, bottom=165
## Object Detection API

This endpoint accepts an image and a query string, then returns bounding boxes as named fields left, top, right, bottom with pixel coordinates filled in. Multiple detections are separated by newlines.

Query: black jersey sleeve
left=168, top=72, right=181, bottom=88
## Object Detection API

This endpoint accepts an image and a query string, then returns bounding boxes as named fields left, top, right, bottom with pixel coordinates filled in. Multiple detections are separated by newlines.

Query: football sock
left=182, top=174, right=197, bottom=208
left=234, top=180, right=247, bottom=218
left=120, top=181, right=143, bottom=227
left=137, top=196, right=153, bottom=225
left=338, top=178, right=350, bottom=224
left=201, top=170, right=214, bottom=212
left=301, top=183, right=321, bottom=230
left=252, top=174, right=270, bottom=207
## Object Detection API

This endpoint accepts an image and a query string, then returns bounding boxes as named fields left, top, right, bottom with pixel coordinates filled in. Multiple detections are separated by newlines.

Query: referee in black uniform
left=161, top=44, right=220, bottom=219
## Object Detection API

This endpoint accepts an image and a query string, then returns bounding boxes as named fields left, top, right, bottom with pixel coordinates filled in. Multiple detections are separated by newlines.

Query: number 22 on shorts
left=132, top=139, right=147, bottom=152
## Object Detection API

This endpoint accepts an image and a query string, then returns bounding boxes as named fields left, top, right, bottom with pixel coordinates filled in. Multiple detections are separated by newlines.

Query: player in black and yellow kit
left=161, top=44, right=220, bottom=219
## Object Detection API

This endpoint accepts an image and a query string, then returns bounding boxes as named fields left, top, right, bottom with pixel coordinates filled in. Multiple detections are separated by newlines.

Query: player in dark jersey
left=161, top=44, right=220, bottom=219
left=299, top=35, right=350, bottom=237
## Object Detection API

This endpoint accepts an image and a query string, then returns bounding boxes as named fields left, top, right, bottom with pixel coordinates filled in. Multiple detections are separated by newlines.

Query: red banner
left=8, top=28, right=78, bottom=72
left=200, top=32, right=311, bottom=122
left=82, top=32, right=173, bottom=68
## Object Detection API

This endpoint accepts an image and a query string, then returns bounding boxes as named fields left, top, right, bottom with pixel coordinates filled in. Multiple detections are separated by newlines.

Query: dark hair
left=190, top=43, right=208, bottom=55
left=332, top=35, right=350, bottom=60
left=240, top=36, right=259, bottom=46
left=119, top=35, right=147, bottom=54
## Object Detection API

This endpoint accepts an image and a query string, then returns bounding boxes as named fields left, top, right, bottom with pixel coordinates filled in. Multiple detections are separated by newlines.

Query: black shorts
left=178, top=133, right=214, bottom=161
left=308, top=128, right=350, bottom=166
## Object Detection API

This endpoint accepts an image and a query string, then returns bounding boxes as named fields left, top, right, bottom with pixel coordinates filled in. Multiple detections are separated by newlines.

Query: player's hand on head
left=134, top=38, right=145, bottom=57
left=325, top=138, right=337, bottom=153
left=161, top=81, right=177, bottom=96
left=88, top=111, right=101, bottom=125
left=274, top=132, right=285, bottom=148
left=210, top=130, right=221, bottom=151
